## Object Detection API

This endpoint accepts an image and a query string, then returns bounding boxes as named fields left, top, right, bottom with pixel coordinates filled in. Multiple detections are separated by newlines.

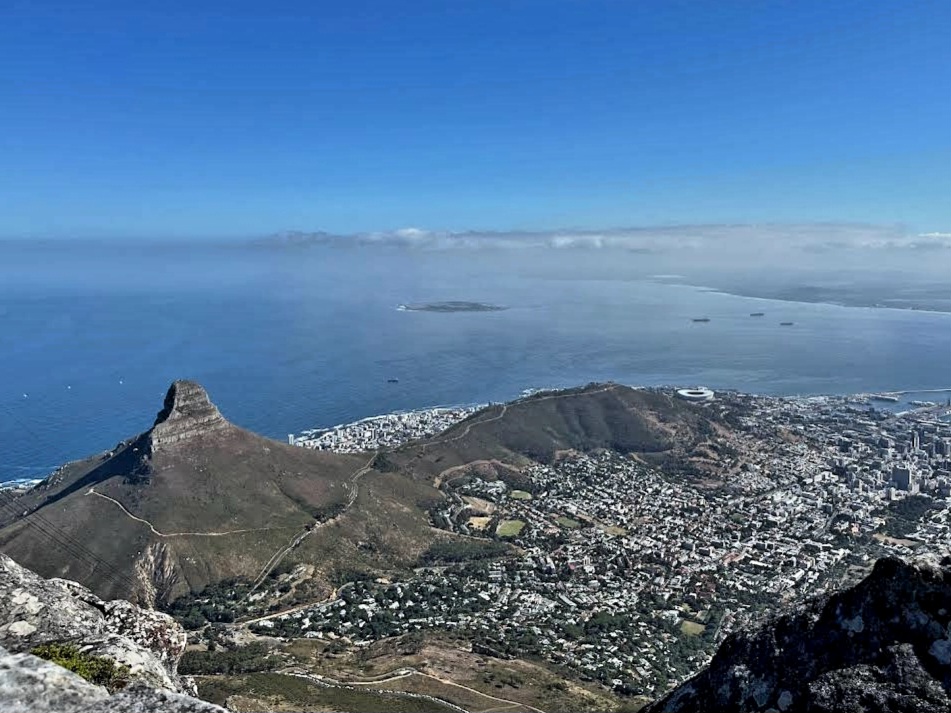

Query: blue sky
left=2, top=0, right=950, bottom=239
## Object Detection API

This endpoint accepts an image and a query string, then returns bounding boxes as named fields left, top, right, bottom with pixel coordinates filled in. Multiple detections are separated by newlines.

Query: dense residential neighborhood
left=257, top=389, right=951, bottom=696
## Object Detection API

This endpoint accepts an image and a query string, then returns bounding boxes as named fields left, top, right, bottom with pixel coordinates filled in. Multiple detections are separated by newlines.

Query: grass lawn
left=680, top=620, right=706, bottom=637
left=467, top=516, right=492, bottom=531
left=510, top=490, right=533, bottom=500
left=496, top=519, right=526, bottom=537
left=556, top=516, right=581, bottom=529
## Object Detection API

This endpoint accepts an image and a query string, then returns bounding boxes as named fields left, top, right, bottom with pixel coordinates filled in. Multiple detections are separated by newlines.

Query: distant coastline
left=5, top=384, right=951, bottom=485
left=664, top=279, right=951, bottom=315
left=397, top=301, right=507, bottom=313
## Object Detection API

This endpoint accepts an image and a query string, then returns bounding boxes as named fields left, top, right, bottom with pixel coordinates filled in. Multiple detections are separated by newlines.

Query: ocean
left=2, top=240, right=950, bottom=483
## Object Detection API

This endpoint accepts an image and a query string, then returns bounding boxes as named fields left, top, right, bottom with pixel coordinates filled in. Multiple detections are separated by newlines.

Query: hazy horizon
left=5, top=221, right=948, bottom=290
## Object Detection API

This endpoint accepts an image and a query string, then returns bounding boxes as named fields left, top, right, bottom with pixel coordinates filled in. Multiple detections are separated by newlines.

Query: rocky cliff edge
left=0, top=648, right=224, bottom=713
left=149, top=380, right=230, bottom=451
left=643, top=556, right=951, bottom=713
left=0, top=554, right=225, bottom=712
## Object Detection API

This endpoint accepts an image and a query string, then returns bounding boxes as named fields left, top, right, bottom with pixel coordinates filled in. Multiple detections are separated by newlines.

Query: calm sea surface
left=2, top=241, right=949, bottom=482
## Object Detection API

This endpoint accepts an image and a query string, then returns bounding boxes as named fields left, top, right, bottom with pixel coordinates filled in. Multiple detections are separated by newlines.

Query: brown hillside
left=0, top=380, right=722, bottom=610
left=393, top=382, right=719, bottom=482
left=0, top=381, right=368, bottom=605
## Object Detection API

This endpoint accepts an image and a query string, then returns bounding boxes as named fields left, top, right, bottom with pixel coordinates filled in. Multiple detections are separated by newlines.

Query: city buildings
left=263, top=389, right=951, bottom=696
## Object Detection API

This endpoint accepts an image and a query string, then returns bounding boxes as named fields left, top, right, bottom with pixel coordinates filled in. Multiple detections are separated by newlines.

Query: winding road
left=85, top=487, right=294, bottom=538
left=286, top=667, right=548, bottom=713
left=249, top=450, right=379, bottom=591
left=84, top=446, right=378, bottom=582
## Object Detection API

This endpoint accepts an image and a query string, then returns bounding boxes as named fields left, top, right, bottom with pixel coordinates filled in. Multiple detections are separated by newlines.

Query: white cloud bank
left=267, top=223, right=951, bottom=256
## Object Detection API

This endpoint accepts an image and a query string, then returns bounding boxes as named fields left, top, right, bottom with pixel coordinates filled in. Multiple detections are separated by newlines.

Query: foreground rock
left=643, top=556, right=951, bottom=713
left=0, top=554, right=229, bottom=711
left=0, top=554, right=186, bottom=692
left=0, top=647, right=225, bottom=713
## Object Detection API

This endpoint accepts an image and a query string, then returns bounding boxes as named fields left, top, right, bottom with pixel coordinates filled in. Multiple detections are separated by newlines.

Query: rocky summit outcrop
left=149, top=380, right=230, bottom=451
left=643, top=556, right=951, bottom=713
left=0, top=554, right=227, bottom=712
left=0, top=554, right=187, bottom=693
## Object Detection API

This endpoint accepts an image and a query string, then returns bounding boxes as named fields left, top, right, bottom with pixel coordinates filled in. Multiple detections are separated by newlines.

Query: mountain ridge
left=0, top=380, right=723, bottom=610
left=0, top=381, right=367, bottom=605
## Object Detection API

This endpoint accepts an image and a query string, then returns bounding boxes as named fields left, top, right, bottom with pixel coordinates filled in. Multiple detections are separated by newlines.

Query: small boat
left=750, top=312, right=765, bottom=317
left=692, top=317, right=711, bottom=323
left=387, top=378, right=399, bottom=384
left=779, top=321, right=794, bottom=326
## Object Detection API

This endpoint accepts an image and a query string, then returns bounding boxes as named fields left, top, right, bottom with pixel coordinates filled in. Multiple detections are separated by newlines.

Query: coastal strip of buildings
left=287, top=405, right=483, bottom=453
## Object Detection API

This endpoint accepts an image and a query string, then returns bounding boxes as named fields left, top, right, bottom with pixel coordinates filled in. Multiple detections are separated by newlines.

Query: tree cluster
left=178, top=642, right=278, bottom=675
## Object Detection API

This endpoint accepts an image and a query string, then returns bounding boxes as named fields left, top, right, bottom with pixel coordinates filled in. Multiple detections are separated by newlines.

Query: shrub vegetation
left=30, top=643, right=129, bottom=691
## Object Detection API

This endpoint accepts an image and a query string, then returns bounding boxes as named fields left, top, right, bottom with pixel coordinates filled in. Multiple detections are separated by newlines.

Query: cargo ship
left=750, top=312, right=765, bottom=317
left=779, top=321, right=794, bottom=326
left=692, top=317, right=711, bottom=323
